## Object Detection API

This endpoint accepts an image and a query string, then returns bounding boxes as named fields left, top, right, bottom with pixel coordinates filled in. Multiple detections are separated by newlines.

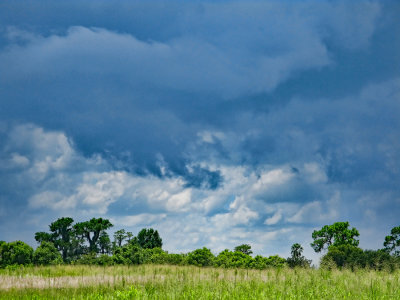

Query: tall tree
left=126, top=232, right=133, bottom=243
left=113, top=229, right=127, bottom=247
left=383, top=226, right=400, bottom=255
left=74, top=218, right=113, bottom=253
left=35, top=217, right=74, bottom=262
left=311, top=221, right=359, bottom=253
left=287, top=243, right=311, bottom=268
left=99, top=231, right=112, bottom=254
left=137, top=228, right=162, bottom=249
left=34, top=232, right=53, bottom=243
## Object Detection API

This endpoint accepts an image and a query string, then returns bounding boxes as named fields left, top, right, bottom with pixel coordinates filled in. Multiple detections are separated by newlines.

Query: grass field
left=1, top=264, right=399, bottom=299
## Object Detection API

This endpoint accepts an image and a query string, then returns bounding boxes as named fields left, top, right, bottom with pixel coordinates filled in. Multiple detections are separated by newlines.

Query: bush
left=165, top=253, right=188, bottom=265
left=33, top=242, right=62, bottom=265
left=321, top=245, right=364, bottom=270
left=187, top=247, right=214, bottom=267
left=265, top=255, right=287, bottom=268
left=214, top=250, right=252, bottom=268
left=0, top=241, right=33, bottom=267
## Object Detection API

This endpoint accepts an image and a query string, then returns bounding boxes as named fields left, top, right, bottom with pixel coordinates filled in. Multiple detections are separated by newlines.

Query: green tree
left=234, top=244, right=253, bottom=255
left=126, top=232, right=133, bottom=243
left=0, top=241, right=33, bottom=266
left=113, top=229, right=127, bottom=247
left=311, top=221, right=360, bottom=253
left=383, top=226, right=400, bottom=255
left=33, top=242, right=62, bottom=265
left=34, top=232, right=53, bottom=243
left=137, top=228, right=162, bottom=249
left=99, top=231, right=112, bottom=254
left=187, top=247, right=214, bottom=267
left=35, top=217, right=75, bottom=262
left=287, top=243, right=311, bottom=268
left=214, top=249, right=252, bottom=268
left=74, top=218, right=113, bottom=253
left=320, top=244, right=364, bottom=270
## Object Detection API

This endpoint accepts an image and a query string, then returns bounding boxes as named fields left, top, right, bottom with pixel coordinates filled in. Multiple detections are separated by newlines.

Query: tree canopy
left=311, top=222, right=360, bottom=253
left=74, top=218, right=113, bottom=253
left=234, top=244, right=253, bottom=255
left=136, top=228, right=162, bottom=249
left=384, top=226, right=400, bottom=255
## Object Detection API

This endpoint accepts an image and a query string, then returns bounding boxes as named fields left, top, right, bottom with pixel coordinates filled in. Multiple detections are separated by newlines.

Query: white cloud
left=264, top=210, right=283, bottom=225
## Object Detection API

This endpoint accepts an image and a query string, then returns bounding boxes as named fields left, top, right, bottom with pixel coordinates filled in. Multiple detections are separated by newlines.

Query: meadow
left=1, top=264, right=399, bottom=299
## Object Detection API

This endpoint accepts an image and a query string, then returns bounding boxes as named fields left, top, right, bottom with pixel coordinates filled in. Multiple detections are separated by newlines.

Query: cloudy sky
left=0, top=0, right=399, bottom=262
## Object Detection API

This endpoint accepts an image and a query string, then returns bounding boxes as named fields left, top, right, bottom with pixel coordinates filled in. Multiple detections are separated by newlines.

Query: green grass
left=1, top=265, right=399, bottom=299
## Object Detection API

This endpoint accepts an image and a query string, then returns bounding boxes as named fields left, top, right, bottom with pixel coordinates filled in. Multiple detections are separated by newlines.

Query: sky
left=0, top=0, right=399, bottom=263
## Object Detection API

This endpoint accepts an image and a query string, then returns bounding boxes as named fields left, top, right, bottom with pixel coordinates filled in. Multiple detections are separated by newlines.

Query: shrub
left=0, top=241, right=33, bottom=266
left=33, top=242, right=62, bottom=265
left=214, top=249, right=252, bottom=268
left=187, top=247, right=214, bottom=267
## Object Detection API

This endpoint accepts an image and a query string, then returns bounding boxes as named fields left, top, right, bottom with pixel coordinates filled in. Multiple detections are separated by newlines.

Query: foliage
left=234, top=244, right=253, bottom=255
left=383, top=226, right=400, bottom=255
left=287, top=243, right=311, bottom=268
left=214, top=249, right=252, bottom=268
left=321, top=244, right=364, bottom=270
left=321, top=244, right=400, bottom=271
left=0, top=241, right=33, bottom=266
left=35, top=217, right=75, bottom=262
left=76, top=253, right=114, bottom=266
left=113, top=229, right=127, bottom=248
left=33, top=242, right=62, bottom=265
left=136, top=228, right=162, bottom=249
left=98, top=231, right=112, bottom=254
left=311, top=221, right=360, bottom=253
left=74, top=218, right=113, bottom=253
left=187, top=247, right=214, bottom=267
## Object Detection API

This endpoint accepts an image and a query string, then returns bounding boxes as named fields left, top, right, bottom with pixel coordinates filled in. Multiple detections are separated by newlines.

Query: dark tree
left=113, top=229, right=127, bottom=247
left=34, top=232, right=53, bottom=243
left=99, top=231, right=112, bottom=254
left=126, top=232, right=133, bottom=242
left=137, top=228, right=162, bottom=249
left=35, top=217, right=74, bottom=262
left=287, top=243, right=311, bottom=268
left=311, top=221, right=360, bottom=253
left=234, top=244, right=253, bottom=255
left=74, top=218, right=113, bottom=253
left=383, top=226, right=400, bottom=255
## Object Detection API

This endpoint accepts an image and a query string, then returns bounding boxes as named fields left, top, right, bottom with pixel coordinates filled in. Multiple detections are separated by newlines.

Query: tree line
left=1, top=218, right=400, bottom=270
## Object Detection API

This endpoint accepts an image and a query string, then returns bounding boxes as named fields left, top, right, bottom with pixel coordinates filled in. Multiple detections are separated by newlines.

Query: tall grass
left=1, top=264, right=399, bottom=299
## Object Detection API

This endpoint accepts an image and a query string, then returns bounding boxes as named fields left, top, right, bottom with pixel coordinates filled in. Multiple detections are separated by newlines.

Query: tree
left=33, top=242, right=62, bottom=265
left=137, top=228, right=162, bottom=249
left=99, top=231, right=112, bottom=254
left=74, top=218, right=113, bottom=253
left=0, top=241, right=33, bottom=266
left=187, top=247, right=214, bottom=267
left=126, top=232, right=133, bottom=243
left=34, top=232, right=53, bottom=244
left=383, top=226, right=400, bottom=255
left=311, top=221, right=360, bottom=253
left=286, top=243, right=311, bottom=268
left=320, top=244, right=364, bottom=270
left=234, top=244, right=253, bottom=255
left=113, top=229, right=127, bottom=247
left=35, top=217, right=75, bottom=262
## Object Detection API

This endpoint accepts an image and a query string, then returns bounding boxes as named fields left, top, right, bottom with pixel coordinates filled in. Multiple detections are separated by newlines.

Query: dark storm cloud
left=0, top=1, right=399, bottom=259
